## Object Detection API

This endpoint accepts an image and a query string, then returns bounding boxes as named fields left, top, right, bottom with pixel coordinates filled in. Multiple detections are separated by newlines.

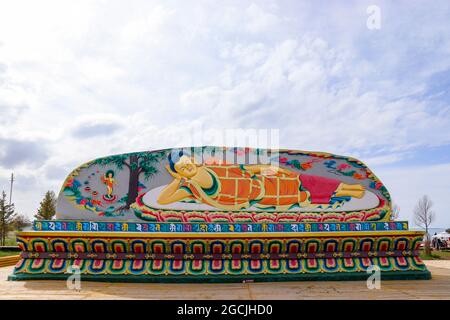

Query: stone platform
left=8, top=221, right=430, bottom=282
left=1, top=261, right=448, bottom=300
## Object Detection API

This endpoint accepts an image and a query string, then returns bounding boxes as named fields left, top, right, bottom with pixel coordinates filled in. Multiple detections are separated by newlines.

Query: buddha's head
left=168, top=150, right=198, bottom=178
left=105, top=170, right=114, bottom=178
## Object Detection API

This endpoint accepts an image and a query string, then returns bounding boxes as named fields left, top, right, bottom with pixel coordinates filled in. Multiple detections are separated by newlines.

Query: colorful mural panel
left=57, top=147, right=392, bottom=223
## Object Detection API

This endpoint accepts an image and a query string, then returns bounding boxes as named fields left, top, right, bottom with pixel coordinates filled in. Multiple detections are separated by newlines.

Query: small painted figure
left=101, top=170, right=116, bottom=201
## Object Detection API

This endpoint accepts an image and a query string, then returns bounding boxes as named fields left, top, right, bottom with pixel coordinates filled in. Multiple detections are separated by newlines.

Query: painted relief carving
left=155, top=151, right=368, bottom=211
left=57, top=147, right=391, bottom=222
left=101, top=170, right=116, bottom=202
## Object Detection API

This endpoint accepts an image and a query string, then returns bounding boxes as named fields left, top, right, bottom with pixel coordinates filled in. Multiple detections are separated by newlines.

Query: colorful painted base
left=9, top=224, right=431, bottom=282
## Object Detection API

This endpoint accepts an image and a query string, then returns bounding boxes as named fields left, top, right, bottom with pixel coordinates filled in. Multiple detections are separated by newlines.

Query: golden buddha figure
left=101, top=170, right=116, bottom=200
left=157, top=151, right=365, bottom=211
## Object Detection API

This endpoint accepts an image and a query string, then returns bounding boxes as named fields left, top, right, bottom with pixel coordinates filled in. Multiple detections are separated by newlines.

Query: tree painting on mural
left=93, top=151, right=165, bottom=211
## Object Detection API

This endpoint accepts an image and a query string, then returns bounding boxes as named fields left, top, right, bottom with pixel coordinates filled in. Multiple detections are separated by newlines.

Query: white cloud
left=0, top=0, right=449, bottom=225
left=245, top=3, right=280, bottom=34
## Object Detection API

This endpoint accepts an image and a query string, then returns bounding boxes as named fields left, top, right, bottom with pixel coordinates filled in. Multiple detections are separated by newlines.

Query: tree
left=390, top=203, right=400, bottom=220
left=0, top=190, right=16, bottom=246
left=35, top=191, right=56, bottom=220
left=13, top=214, right=32, bottom=231
left=414, top=195, right=435, bottom=255
left=94, top=151, right=165, bottom=210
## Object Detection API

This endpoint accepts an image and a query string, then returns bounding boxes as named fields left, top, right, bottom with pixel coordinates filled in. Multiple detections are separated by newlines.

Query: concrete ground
left=0, top=261, right=449, bottom=300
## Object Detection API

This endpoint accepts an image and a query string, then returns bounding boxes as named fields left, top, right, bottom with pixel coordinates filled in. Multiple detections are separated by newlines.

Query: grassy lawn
left=0, top=251, right=20, bottom=257
left=0, top=234, right=20, bottom=258
left=419, top=249, right=450, bottom=260
left=2, top=233, right=18, bottom=246
left=4, top=237, right=18, bottom=246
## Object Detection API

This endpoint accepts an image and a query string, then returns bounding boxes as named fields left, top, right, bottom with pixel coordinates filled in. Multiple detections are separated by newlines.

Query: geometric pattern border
left=10, top=230, right=431, bottom=282
left=13, top=256, right=428, bottom=276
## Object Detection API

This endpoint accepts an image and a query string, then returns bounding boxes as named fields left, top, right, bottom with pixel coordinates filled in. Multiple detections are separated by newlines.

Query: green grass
left=4, top=237, right=17, bottom=246
left=0, top=251, right=19, bottom=257
left=419, top=249, right=450, bottom=260
left=0, top=234, right=19, bottom=257
left=1, top=233, right=18, bottom=246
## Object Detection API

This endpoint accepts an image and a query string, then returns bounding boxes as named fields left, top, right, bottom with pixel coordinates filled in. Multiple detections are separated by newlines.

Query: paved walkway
left=1, top=261, right=449, bottom=300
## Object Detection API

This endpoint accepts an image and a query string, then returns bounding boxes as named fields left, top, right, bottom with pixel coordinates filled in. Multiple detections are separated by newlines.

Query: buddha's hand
left=166, top=165, right=183, bottom=181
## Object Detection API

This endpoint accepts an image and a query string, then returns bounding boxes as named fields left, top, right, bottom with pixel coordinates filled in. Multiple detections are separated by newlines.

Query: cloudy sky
left=0, top=0, right=449, bottom=227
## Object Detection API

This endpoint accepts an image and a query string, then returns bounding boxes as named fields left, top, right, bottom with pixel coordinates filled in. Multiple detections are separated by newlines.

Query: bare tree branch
left=414, top=195, right=435, bottom=255
left=414, top=195, right=434, bottom=230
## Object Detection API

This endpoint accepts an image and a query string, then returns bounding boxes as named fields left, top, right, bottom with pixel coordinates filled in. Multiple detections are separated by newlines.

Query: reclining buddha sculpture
left=9, top=146, right=431, bottom=282
left=157, top=151, right=366, bottom=210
